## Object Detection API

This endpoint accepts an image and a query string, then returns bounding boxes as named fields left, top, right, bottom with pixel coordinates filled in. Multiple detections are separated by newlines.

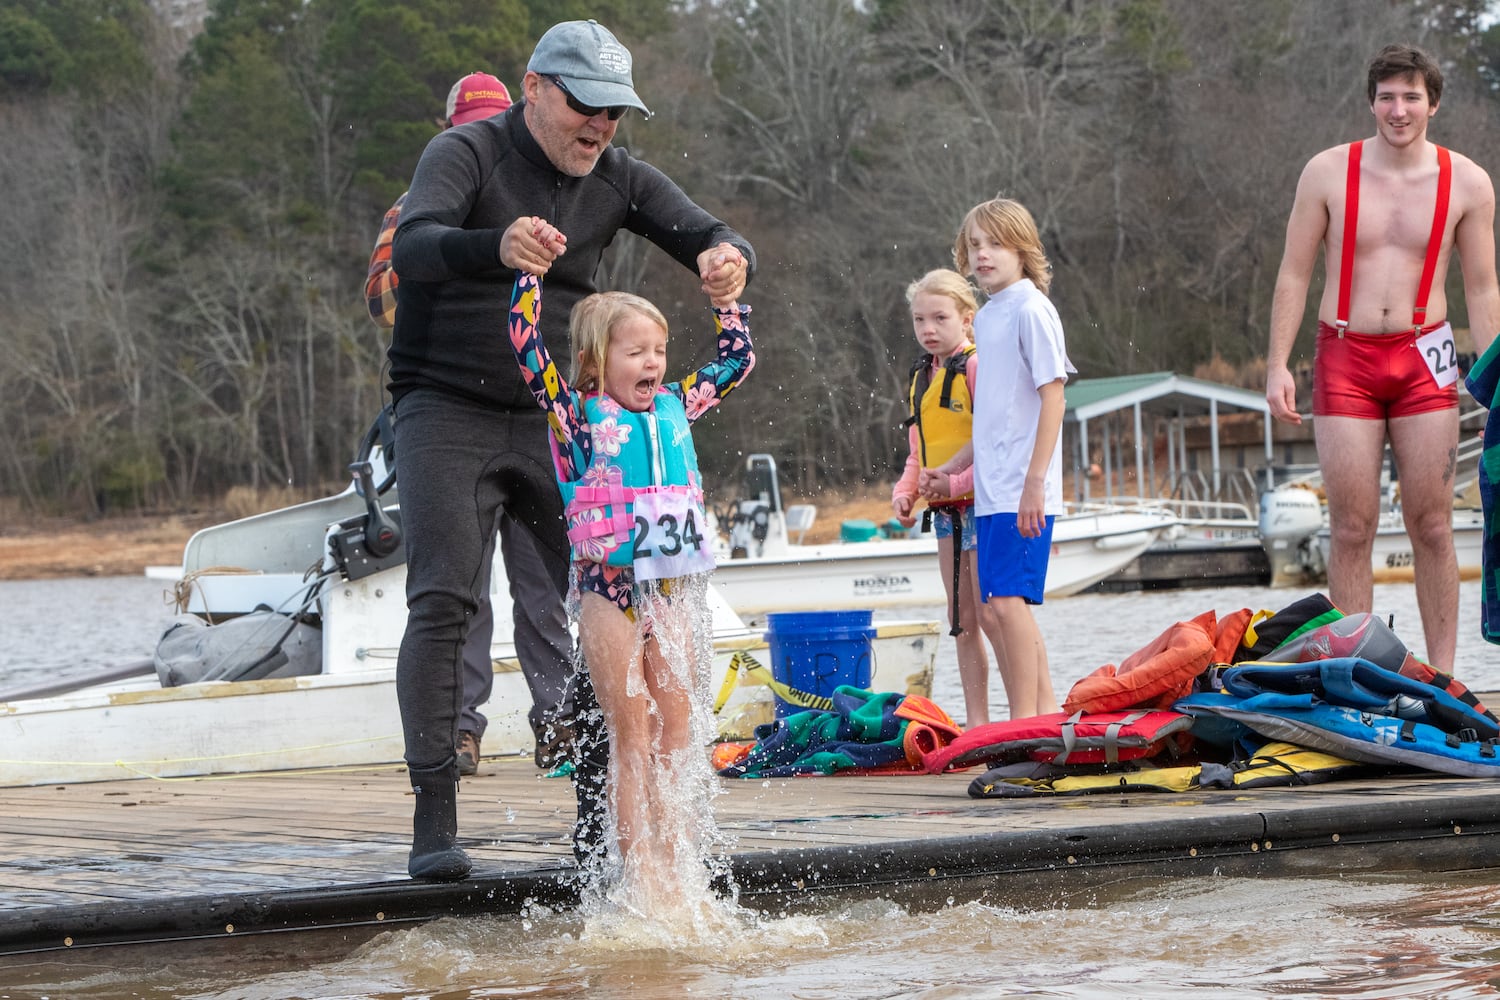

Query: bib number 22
left=632, top=491, right=716, bottom=581
left=1417, top=322, right=1458, bottom=389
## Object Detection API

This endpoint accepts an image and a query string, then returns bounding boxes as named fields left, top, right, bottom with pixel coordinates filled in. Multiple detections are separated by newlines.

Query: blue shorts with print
left=931, top=504, right=978, bottom=551
left=976, top=513, right=1054, bottom=605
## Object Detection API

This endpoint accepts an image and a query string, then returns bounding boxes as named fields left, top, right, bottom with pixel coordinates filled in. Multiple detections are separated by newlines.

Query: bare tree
left=1, top=0, right=1492, bottom=514
left=709, top=0, right=878, bottom=206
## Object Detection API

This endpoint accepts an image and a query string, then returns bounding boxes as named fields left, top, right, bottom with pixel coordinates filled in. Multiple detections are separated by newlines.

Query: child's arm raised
left=699, top=244, right=749, bottom=307
left=672, top=300, right=755, bottom=422
left=506, top=268, right=586, bottom=480
left=500, top=215, right=568, bottom=275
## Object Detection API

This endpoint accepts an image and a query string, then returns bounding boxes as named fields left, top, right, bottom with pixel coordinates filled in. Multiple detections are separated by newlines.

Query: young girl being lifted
left=507, top=220, right=754, bottom=915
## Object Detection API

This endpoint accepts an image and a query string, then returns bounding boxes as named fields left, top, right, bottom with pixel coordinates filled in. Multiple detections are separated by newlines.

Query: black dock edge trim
left=0, top=867, right=579, bottom=956
left=3, top=793, right=1500, bottom=954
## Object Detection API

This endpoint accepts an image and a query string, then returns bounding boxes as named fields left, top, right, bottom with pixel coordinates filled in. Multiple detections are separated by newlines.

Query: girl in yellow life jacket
left=891, top=269, right=1001, bottom=727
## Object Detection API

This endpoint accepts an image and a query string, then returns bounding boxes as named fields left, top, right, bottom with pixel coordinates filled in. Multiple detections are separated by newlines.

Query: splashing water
left=23, top=874, right=1495, bottom=999
left=570, top=571, right=748, bottom=946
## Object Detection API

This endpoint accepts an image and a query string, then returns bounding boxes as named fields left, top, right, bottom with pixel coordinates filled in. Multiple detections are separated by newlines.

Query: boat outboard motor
left=1259, top=486, right=1325, bottom=586
left=727, top=502, right=770, bottom=558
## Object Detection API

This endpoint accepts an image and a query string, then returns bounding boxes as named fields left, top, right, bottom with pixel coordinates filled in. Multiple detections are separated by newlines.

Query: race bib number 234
left=631, top=490, right=716, bottom=581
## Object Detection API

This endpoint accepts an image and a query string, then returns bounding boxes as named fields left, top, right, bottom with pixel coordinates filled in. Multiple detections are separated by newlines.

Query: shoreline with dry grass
left=0, top=514, right=217, bottom=581
left=0, top=486, right=899, bottom=582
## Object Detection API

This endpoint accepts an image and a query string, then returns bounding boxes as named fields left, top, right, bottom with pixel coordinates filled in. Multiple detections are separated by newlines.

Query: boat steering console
left=328, top=408, right=407, bottom=581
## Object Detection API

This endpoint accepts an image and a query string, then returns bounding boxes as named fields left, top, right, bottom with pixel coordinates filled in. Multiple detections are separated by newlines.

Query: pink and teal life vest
left=556, top=391, right=703, bottom=568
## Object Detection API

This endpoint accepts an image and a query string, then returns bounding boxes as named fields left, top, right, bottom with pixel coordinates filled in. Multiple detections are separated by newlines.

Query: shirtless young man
left=1266, top=44, right=1500, bottom=671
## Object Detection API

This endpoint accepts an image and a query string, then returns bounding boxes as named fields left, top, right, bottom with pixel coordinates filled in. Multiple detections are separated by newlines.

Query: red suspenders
left=1414, top=145, right=1453, bottom=328
left=1335, top=139, right=1452, bottom=335
left=1334, top=140, right=1363, bottom=333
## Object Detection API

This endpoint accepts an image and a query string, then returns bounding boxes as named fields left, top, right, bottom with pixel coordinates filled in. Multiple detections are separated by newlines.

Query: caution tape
left=712, top=650, right=833, bottom=715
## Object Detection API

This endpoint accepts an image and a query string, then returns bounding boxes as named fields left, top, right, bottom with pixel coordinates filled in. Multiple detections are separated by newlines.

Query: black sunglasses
left=546, top=75, right=628, bottom=121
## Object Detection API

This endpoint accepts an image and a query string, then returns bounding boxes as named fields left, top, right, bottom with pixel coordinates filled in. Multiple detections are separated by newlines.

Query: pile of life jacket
left=714, top=687, right=963, bottom=778
left=918, top=593, right=1500, bottom=798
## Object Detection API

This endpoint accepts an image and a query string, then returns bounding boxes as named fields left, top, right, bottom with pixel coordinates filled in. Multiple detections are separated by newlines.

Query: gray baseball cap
left=527, top=20, right=651, bottom=118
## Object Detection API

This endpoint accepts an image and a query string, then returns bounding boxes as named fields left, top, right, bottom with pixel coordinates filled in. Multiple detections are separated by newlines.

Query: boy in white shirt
left=936, top=196, right=1075, bottom=719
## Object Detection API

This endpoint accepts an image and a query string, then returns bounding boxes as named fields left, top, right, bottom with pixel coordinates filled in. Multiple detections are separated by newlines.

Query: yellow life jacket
left=904, top=346, right=975, bottom=505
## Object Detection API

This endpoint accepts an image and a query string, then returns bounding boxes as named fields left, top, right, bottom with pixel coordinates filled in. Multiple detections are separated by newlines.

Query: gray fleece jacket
left=389, top=101, right=755, bottom=411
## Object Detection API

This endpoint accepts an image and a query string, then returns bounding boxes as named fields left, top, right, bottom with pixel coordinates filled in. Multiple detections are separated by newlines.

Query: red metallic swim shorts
left=1312, top=321, right=1458, bottom=419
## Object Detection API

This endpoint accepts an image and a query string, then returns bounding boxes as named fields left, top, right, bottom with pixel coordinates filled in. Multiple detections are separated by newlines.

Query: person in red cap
left=444, top=71, right=511, bottom=126
left=363, top=72, right=578, bottom=786
left=389, top=19, right=753, bottom=883
left=366, top=73, right=514, bottom=327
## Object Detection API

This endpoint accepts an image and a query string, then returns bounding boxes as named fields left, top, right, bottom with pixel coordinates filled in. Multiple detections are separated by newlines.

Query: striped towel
left=1463, top=336, right=1500, bottom=644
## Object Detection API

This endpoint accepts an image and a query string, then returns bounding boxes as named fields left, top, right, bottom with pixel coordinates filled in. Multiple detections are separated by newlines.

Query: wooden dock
left=3, top=753, right=1500, bottom=955
left=1091, top=541, right=1271, bottom=592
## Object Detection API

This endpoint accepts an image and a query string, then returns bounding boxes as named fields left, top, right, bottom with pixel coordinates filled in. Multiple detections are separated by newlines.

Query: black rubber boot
left=571, top=726, right=609, bottom=869
left=408, top=762, right=471, bottom=881
left=569, top=668, right=611, bottom=870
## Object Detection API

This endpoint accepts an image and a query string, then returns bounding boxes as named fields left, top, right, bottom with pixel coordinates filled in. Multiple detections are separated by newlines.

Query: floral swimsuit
left=507, top=271, right=754, bottom=614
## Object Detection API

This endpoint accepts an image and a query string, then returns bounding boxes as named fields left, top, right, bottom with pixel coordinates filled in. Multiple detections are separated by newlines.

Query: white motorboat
left=1259, top=483, right=1484, bottom=587
left=1320, top=507, right=1485, bottom=584
left=0, top=462, right=939, bottom=787
left=710, top=456, right=1177, bottom=615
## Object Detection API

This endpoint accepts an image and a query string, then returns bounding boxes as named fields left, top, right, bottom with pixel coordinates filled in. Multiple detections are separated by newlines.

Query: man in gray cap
left=366, top=72, right=582, bottom=784
left=389, top=19, right=754, bottom=881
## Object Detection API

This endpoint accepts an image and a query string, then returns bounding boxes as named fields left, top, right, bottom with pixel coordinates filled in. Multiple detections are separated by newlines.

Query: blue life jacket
left=557, top=391, right=703, bottom=568
left=1177, top=657, right=1500, bottom=777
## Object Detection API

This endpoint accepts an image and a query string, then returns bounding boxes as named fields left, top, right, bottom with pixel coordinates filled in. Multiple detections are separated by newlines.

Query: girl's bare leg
left=638, top=590, right=711, bottom=893
left=972, top=575, right=1012, bottom=717
left=578, top=592, right=657, bottom=882
left=950, top=546, right=991, bottom=726
left=579, top=578, right=735, bottom=933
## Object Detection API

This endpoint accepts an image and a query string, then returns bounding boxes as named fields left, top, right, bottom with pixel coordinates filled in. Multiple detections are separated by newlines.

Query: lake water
left=3, top=575, right=1496, bottom=707
left=0, top=575, right=179, bottom=688
left=2, top=575, right=1500, bottom=997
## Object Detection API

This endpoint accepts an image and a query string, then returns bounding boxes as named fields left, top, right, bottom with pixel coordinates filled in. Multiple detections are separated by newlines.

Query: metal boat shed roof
left=1063, top=371, right=1273, bottom=499
left=1065, top=371, right=1269, bottom=422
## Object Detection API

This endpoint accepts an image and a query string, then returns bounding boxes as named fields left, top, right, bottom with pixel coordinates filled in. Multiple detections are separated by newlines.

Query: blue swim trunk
left=976, top=513, right=1055, bottom=605
left=932, top=504, right=978, bottom=551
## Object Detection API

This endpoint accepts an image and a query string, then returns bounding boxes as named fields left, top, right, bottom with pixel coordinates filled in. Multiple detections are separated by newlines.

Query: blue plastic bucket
left=764, top=610, right=875, bottom=717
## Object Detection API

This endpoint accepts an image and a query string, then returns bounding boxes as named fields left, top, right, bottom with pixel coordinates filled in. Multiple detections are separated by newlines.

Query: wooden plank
left=2, top=759, right=1500, bottom=926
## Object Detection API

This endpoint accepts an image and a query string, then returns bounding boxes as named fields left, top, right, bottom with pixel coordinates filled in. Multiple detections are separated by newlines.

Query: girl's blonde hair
left=904, top=268, right=979, bottom=318
left=568, top=291, right=670, bottom=392
left=952, top=196, right=1052, bottom=295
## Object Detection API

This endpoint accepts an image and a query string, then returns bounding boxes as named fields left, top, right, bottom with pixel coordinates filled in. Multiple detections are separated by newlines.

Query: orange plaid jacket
left=364, top=192, right=406, bottom=328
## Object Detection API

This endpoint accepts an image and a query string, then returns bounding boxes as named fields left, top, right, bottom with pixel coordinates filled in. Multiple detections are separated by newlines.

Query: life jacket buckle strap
left=565, top=513, right=633, bottom=546
left=565, top=484, right=638, bottom=548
